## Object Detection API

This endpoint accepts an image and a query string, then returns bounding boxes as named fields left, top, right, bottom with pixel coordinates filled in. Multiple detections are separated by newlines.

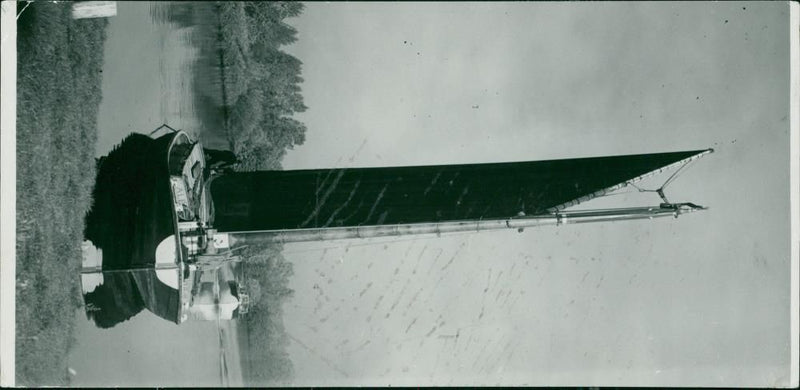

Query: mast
left=210, top=203, right=707, bottom=247
left=80, top=263, right=178, bottom=274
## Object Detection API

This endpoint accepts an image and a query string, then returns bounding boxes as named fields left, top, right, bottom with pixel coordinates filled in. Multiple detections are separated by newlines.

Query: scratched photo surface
left=14, top=1, right=792, bottom=387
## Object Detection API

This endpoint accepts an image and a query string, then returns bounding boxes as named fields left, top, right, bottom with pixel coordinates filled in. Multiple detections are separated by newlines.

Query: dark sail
left=209, top=150, right=709, bottom=232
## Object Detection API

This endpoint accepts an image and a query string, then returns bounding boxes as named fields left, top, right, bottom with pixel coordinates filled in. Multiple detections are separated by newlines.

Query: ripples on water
left=148, top=1, right=230, bottom=149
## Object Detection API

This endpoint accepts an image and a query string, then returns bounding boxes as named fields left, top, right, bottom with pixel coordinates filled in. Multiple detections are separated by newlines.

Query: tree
left=248, top=49, right=306, bottom=115
left=244, top=1, right=304, bottom=23
left=237, top=143, right=286, bottom=171
left=243, top=2, right=300, bottom=48
left=228, top=87, right=265, bottom=141
left=251, top=46, right=303, bottom=78
left=264, top=114, right=307, bottom=149
left=268, top=1, right=304, bottom=19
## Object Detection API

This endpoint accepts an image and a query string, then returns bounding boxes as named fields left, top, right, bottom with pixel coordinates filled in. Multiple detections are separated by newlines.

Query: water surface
left=67, top=3, right=241, bottom=386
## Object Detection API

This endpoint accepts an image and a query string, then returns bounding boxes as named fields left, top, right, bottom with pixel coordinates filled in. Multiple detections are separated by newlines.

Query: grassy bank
left=15, top=3, right=108, bottom=385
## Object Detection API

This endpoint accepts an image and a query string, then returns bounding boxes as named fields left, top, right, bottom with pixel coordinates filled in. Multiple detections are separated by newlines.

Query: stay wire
left=623, top=158, right=695, bottom=200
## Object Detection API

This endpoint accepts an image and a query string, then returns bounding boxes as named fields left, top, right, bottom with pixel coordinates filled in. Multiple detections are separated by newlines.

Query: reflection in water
left=83, top=272, right=145, bottom=328
left=82, top=133, right=176, bottom=328
left=149, top=1, right=231, bottom=150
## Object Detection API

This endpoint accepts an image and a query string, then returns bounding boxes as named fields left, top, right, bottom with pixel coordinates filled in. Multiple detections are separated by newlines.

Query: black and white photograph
left=1, top=1, right=798, bottom=387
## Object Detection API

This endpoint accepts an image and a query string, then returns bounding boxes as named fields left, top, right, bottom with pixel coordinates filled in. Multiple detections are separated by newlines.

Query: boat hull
left=83, top=132, right=183, bottom=326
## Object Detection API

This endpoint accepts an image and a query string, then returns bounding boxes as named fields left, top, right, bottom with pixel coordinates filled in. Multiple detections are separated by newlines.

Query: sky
left=59, top=1, right=794, bottom=387
left=275, top=1, right=793, bottom=386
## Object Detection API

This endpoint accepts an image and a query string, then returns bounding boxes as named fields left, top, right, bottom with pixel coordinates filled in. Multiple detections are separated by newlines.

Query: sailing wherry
left=80, top=126, right=713, bottom=326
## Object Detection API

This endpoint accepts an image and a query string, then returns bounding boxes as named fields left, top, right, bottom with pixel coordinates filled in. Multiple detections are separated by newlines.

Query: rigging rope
left=619, top=158, right=696, bottom=203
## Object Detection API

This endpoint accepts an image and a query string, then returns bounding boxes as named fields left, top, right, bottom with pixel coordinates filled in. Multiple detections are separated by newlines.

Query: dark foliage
left=221, top=1, right=308, bottom=171
left=238, top=244, right=296, bottom=385
left=164, top=1, right=308, bottom=170
left=83, top=273, right=145, bottom=329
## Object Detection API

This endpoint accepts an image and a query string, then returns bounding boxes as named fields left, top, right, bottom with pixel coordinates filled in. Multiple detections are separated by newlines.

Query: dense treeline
left=165, top=1, right=307, bottom=170
left=214, top=2, right=304, bottom=383
left=238, top=243, right=295, bottom=385
left=218, top=1, right=308, bottom=170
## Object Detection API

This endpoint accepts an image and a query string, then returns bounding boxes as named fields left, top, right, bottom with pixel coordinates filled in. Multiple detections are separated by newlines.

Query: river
left=66, top=2, right=242, bottom=386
